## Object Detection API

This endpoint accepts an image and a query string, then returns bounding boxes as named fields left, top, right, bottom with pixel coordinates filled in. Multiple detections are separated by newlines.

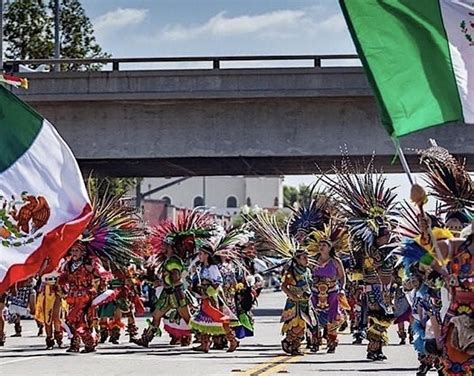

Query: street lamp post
left=53, top=0, right=60, bottom=72
left=202, top=176, right=206, bottom=207
left=0, top=0, right=3, bottom=71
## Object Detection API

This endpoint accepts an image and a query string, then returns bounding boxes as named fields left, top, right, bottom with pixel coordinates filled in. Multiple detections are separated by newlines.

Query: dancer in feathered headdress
left=200, top=227, right=256, bottom=350
left=305, top=220, right=349, bottom=354
left=322, top=156, right=399, bottom=361
left=58, top=189, right=143, bottom=353
left=188, top=227, right=252, bottom=353
left=132, top=209, right=215, bottom=348
left=288, top=187, right=331, bottom=242
left=416, top=144, right=474, bottom=375
left=390, top=202, right=450, bottom=375
left=248, top=212, right=313, bottom=355
left=419, top=143, right=473, bottom=235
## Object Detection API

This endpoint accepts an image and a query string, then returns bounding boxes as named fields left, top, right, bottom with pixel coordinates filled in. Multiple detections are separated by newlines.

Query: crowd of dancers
left=0, top=143, right=472, bottom=376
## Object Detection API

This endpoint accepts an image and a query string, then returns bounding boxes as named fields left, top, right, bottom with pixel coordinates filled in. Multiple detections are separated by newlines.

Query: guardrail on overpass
left=3, top=55, right=472, bottom=177
left=4, top=54, right=360, bottom=72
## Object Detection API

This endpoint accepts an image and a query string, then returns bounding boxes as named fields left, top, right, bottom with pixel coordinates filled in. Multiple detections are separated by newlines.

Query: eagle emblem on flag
left=460, top=12, right=474, bottom=46
left=0, top=192, right=51, bottom=247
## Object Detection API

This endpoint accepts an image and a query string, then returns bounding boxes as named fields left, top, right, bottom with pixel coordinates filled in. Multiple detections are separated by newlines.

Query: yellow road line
left=238, top=353, right=304, bottom=376
left=257, top=354, right=303, bottom=376
left=238, top=355, right=289, bottom=376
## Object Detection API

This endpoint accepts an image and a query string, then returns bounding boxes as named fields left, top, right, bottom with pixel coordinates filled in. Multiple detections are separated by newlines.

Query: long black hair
left=200, top=244, right=219, bottom=265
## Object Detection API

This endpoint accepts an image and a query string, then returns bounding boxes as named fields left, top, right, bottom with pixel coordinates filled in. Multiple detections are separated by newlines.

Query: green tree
left=283, top=184, right=313, bottom=207
left=52, top=0, right=110, bottom=70
left=283, top=185, right=298, bottom=207
left=3, top=0, right=109, bottom=70
left=4, top=0, right=53, bottom=61
left=88, top=177, right=139, bottom=200
left=297, top=184, right=313, bottom=206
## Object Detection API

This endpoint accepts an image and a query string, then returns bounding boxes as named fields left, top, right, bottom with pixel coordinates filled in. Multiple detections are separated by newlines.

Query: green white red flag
left=0, top=85, right=92, bottom=293
left=340, top=0, right=474, bottom=137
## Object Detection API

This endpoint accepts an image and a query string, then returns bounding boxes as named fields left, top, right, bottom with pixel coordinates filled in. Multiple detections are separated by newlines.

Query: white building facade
left=140, top=176, right=283, bottom=216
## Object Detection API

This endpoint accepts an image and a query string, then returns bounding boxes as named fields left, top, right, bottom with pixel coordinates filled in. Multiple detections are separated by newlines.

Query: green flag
left=339, top=0, right=474, bottom=137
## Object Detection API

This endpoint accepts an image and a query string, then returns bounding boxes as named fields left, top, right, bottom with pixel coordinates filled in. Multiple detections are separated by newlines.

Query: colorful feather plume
left=391, top=201, right=453, bottom=274
left=247, top=211, right=299, bottom=259
left=202, top=226, right=255, bottom=271
left=306, top=220, right=350, bottom=256
left=322, top=156, right=399, bottom=248
left=288, top=187, right=331, bottom=237
left=419, top=144, right=473, bottom=219
left=208, top=226, right=254, bottom=253
left=150, top=208, right=216, bottom=261
left=391, top=238, right=434, bottom=271
left=80, top=189, right=144, bottom=269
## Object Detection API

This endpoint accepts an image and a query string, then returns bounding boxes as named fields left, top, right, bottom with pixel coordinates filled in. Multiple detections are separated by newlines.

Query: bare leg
left=12, top=315, right=22, bottom=337
left=176, top=305, right=191, bottom=324
left=397, top=322, right=407, bottom=345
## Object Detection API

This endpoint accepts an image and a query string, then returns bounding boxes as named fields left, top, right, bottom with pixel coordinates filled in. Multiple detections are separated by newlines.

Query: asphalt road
left=0, top=291, right=436, bottom=376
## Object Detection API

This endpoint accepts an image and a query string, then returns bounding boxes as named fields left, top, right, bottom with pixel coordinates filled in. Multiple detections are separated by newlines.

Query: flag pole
left=392, top=137, right=415, bottom=185
left=393, top=137, right=447, bottom=275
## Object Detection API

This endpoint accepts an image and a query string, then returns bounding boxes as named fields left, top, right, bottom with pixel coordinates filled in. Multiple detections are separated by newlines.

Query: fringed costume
left=133, top=209, right=214, bottom=348
left=7, top=278, right=37, bottom=337
left=418, top=144, right=473, bottom=375
left=190, top=226, right=253, bottom=353
left=322, top=158, right=399, bottom=361
left=249, top=212, right=314, bottom=356
left=59, top=188, right=143, bottom=353
left=280, top=260, right=313, bottom=355
left=59, top=251, right=110, bottom=352
left=306, top=221, right=349, bottom=353
left=35, top=270, right=66, bottom=349
left=391, top=202, right=448, bottom=375
left=96, top=266, right=145, bottom=344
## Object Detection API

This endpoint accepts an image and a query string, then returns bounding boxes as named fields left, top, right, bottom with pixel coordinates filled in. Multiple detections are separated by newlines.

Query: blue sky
left=79, top=1, right=431, bottom=204
left=82, top=0, right=355, bottom=57
left=80, top=1, right=417, bottom=200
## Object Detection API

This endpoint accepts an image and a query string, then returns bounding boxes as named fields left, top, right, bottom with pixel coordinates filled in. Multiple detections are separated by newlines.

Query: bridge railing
left=4, top=54, right=360, bottom=72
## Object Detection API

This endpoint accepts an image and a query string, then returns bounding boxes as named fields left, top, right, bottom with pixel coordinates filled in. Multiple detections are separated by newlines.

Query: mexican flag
left=340, top=0, right=474, bottom=137
left=0, top=86, right=92, bottom=293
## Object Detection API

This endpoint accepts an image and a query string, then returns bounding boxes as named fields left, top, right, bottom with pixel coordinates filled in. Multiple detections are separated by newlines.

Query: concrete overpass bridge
left=7, top=55, right=473, bottom=177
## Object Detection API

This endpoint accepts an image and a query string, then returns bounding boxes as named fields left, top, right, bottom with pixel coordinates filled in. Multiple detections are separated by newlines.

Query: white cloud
left=94, top=8, right=148, bottom=36
left=320, top=14, right=347, bottom=33
left=162, top=10, right=306, bottom=41
left=105, top=5, right=355, bottom=58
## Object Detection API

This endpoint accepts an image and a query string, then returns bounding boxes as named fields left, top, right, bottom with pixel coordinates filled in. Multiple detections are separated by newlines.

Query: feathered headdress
left=79, top=189, right=144, bottom=269
left=247, top=211, right=303, bottom=261
left=206, top=226, right=254, bottom=253
left=306, top=220, right=350, bottom=257
left=288, top=187, right=331, bottom=238
left=200, top=226, right=255, bottom=270
left=322, top=156, right=399, bottom=248
left=390, top=201, right=453, bottom=273
left=418, top=144, right=473, bottom=222
left=150, top=208, right=215, bottom=262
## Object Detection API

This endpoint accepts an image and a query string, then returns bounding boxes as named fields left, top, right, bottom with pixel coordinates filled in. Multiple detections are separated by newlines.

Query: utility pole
left=54, top=0, right=60, bottom=72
